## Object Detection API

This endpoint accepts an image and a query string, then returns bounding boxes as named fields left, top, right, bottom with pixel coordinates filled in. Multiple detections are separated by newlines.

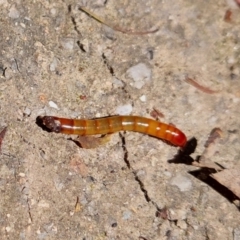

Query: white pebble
left=48, top=101, right=59, bottom=110
left=233, top=228, right=240, bottom=240
left=115, top=104, right=133, bottom=115
left=95, top=112, right=101, bottom=118
left=50, top=57, right=58, bottom=72
left=170, top=174, right=192, bottom=192
left=60, top=38, right=74, bottom=50
left=23, top=107, right=31, bottom=116
left=20, top=22, right=26, bottom=28
left=126, top=63, right=152, bottom=89
left=122, top=210, right=132, bottom=220
left=54, top=179, right=64, bottom=191
left=38, top=200, right=50, bottom=208
left=8, top=5, right=20, bottom=19
left=50, top=8, right=57, bottom=16
left=112, top=77, right=124, bottom=88
left=139, top=95, right=146, bottom=102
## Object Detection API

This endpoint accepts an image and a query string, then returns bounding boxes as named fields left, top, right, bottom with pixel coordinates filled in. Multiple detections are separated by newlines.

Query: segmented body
left=39, top=115, right=187, bottom=147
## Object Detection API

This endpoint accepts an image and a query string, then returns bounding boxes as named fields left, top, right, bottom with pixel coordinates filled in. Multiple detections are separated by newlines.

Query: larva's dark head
left=36, top=116, right=62, bottom=133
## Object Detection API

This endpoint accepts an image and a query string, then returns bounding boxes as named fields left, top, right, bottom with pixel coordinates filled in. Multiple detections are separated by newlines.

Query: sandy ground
left=1, top=0, right=240, bottom=239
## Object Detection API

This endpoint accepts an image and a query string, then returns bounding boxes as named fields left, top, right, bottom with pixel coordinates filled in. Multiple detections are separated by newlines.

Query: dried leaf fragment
left=204, top=128, right=223, bottom=148
left=192, top=128, right=223, bottom=170
left=224, top=9, right=233, bottom=22
left=75, top=196, right=82, bottom=212
left=75, top=134, right=112, bottom=149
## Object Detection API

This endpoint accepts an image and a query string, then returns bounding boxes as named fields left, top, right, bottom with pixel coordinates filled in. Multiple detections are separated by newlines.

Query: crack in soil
left=119, top=132, right=161, bottom=213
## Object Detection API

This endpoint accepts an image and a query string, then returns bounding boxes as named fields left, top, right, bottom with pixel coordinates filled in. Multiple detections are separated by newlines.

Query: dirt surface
left=1, top=0, right=240, bottom=239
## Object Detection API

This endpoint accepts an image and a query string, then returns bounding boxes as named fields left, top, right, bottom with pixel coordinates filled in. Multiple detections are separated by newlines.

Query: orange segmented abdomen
left=39, top=115, right=187, bottom=147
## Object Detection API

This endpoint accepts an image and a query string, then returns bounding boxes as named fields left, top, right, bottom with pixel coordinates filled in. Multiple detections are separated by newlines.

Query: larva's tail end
left=171, top=131, right=187, bottom=148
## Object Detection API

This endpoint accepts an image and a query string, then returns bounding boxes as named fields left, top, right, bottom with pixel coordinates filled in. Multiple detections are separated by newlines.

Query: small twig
left=150, top=107, right=165, bottom=120
left=14, top=58, right=21, bottom=73
left=75, top=196, right=81, bottom=212
left=79, top=6, right=158, bottom=35
left=0, top=127, right=7, bottom=153
left=0, top=66, right=7, bottom=77
left=185, top=77, right=220, bottom=94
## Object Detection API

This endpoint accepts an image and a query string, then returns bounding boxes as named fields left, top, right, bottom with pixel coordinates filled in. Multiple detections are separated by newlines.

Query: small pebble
left=20, top=23, right=26, bottom=28
left=80, top=39, right=90, bottom=53
left=8, top=5, right=20, bottom=19
left=115, top=104, right=133, bottom=115
left=60, top=38, right=74, bottom=50
left=23, top=107, right=31, bottom=116
left=54, top=179, right=64, bottom=191
left=233, top=228, right=240, bottom=240
left=177, top=220, right=188, bottom=229
left=49, top=57, right=58, bottom=72
left=48, top=101, right=59, bottom=110
left=170, top=174, right=192, bottom=192
left=122, top=210, right=132, bottom=220
left=38, top=200, right=50, bottom=208
left=163, top=170, right=172, bottom=177
left=139, top=95, right=146, bottom=102
left=50, top=8, right=57, bottom=16
left=126, top=63, right=152, bottom=89
left=112, top=77, right=124, bottom=88
left=95, top=112, right=101, bottom=118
